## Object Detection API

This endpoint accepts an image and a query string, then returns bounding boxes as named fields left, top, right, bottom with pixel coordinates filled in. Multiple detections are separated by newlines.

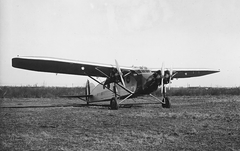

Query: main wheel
left=110, top=98, right=119, bottom=110
left=162, top=97, right=171, bottom=108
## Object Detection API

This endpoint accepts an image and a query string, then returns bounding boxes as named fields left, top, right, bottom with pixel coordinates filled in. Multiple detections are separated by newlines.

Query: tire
left=162, top=97, right=171, bottom=108
left=110, top=98, right=119, bottom=110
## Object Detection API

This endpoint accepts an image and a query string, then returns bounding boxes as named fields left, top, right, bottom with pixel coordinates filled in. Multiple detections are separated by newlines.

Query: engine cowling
left=143, top=70, right=161, bottom=93
left=143, top=69, right=173, bottom=92
left=163, top=70, right=171, bottom=84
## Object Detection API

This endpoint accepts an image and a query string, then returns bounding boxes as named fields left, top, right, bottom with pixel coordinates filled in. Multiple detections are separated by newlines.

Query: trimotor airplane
left=12, top=56, right=219, bottom=110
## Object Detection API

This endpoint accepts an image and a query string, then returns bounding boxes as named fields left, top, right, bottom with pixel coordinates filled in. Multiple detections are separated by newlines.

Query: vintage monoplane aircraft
left=12, top=56, right=219, bottom=109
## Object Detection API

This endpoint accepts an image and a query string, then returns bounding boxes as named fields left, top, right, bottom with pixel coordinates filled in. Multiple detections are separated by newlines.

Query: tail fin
left=85, top=80, right=91, bottom=102
left=60, top=80, right=93, bottom=100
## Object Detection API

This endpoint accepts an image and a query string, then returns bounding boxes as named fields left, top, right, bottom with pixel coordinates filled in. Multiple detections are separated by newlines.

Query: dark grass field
left=0, top=96, right=240, bottom=151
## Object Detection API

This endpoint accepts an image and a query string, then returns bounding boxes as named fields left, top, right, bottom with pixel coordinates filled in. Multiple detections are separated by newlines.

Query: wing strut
left=85, top=61, right=134, bottom=109
left=84, top=71, right=121, bottom=97
left=95, top=67, right=110, bottom=78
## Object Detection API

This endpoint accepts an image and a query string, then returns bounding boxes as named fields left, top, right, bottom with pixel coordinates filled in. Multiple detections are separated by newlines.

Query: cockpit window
left=136, top=70, right=142, bottom=74
left=133, top=66, right=150, bottom=73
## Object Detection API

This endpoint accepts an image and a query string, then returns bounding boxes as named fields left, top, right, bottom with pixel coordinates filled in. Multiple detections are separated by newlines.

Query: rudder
left=85, top=80, right=91, bottom=102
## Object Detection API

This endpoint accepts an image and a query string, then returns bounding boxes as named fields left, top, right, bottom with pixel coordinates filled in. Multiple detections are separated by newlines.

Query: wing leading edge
left=12, top=56, right=219, bottom=79
left=12, top=56, right=131, bottom=78
left=172, top=68, right=220, bottom=79
left=151, top=68, right=220, bottom=79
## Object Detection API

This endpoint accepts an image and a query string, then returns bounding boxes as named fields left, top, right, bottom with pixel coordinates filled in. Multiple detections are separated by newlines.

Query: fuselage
left=88, top=67, right=162, bottom=102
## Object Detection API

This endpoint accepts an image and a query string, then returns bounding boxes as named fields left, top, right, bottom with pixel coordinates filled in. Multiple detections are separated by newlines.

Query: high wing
left=12, top=56, right=219, bottom=79
left=12, top=56, right=133, bottom=78
left=151, top=68, right=220, bottom=79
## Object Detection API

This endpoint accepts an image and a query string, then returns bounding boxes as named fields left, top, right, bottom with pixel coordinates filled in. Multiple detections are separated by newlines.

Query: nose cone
left=143, top=74, right=160, bottom=94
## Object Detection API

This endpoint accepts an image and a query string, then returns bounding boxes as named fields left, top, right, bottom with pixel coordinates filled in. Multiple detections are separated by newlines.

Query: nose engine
left=143, top=70, right=172, bottom=93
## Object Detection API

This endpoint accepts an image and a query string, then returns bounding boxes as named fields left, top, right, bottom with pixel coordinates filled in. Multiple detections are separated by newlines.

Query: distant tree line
left=154, top=87, right=240, bottom=96
left=0, top=86, right=84, bottom=98
left=0, top=86, right=240, bottom=98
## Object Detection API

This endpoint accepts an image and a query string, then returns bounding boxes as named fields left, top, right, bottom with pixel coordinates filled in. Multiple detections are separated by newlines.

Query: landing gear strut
left=110, top=85, right=119, bottom=110
left=161, top=84, right=171, bottom=108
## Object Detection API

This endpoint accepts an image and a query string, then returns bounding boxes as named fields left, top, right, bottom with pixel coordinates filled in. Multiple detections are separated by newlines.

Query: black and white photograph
left=1, top=0, right=240, bottom=150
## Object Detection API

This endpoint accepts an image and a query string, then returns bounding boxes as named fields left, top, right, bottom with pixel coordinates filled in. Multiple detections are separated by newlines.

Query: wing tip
left=212, top=69, right=220, bottom=73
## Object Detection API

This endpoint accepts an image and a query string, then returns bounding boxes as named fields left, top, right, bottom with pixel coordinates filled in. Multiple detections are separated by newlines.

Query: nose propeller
left=115, top=60, right=126, bottom=88
left=168, top=67, right=173, bottom=90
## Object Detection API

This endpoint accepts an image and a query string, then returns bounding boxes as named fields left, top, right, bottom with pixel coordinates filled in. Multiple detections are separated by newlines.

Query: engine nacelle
left=163, top=70, right=171, bottom=84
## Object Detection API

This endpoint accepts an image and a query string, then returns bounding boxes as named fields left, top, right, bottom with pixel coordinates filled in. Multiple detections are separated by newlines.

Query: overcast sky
left=1, top=0, right=240, bottom=87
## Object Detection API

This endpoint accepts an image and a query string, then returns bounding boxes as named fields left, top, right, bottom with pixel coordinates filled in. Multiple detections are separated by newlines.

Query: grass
left=1, top=86, right=240, bottom=98
left=0, top=96, right=240, bottom=150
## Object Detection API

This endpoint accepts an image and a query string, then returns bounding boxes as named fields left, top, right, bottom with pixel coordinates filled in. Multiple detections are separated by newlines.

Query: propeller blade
left=115, top=60, right=126, bottom=87
left=168, top=67, right=173, bottom=90
left=161, top=77, right=164, bottom=93
left=161, top=62, right=164, bottom=77
left=170, top=67, right=173, bottom=76
left=161, top=62, right=164, bottom=94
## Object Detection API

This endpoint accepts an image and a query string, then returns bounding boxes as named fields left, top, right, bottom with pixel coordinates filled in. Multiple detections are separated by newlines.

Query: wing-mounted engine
left=163, top=70, right=171, bottom=84
left=103, top=60, right=126, bottom=89
left=103, top=68, right=120, bottom=89
left=143, top=66, right=176, bottom=93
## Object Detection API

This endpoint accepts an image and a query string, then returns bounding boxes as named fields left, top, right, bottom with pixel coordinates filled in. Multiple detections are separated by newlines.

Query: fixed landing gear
left=110, top=97, right=119, bottom=110
left=162, top=97, right=171, bottom=108
left=161, top=81, right=171, bottom=108
left=110, top=85, right=119, bottom=110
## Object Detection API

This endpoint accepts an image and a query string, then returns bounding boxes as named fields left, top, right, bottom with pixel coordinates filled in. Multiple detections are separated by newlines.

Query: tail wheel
left=110, top=98, right=119, bottom=110
left=162, top=97, right=171, bottom=108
